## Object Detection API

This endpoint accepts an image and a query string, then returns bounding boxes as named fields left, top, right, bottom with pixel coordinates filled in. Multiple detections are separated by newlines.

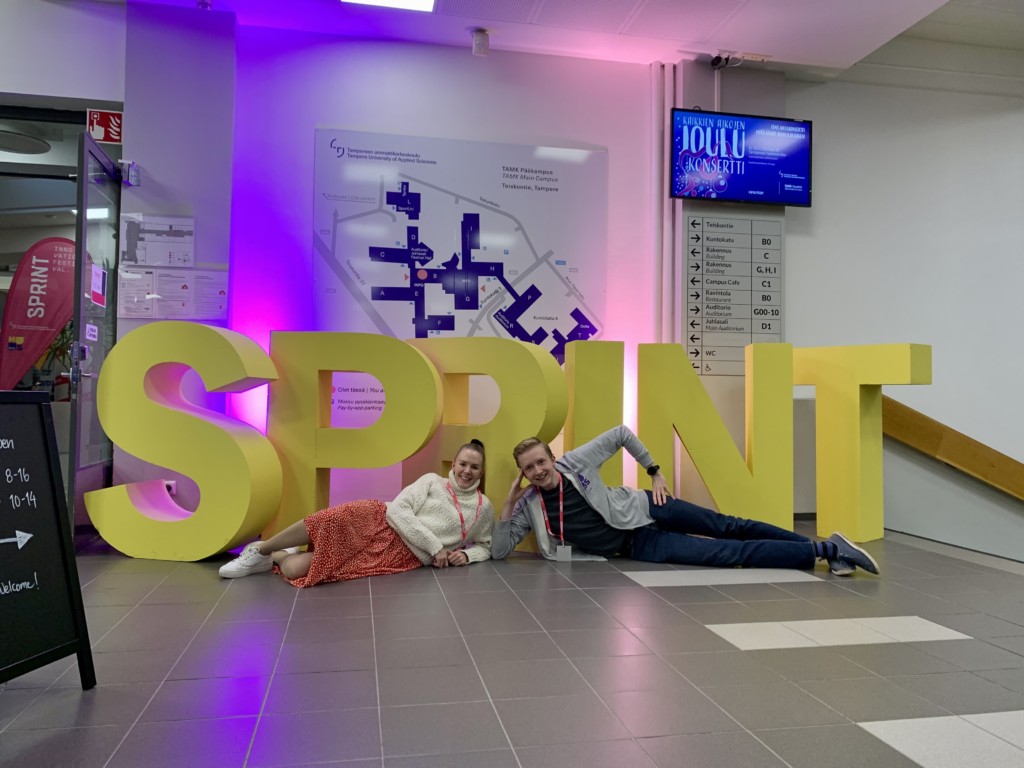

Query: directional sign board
left=0, top=392, right=95, bottom=689
left=686, top=215, right=784, bottom=376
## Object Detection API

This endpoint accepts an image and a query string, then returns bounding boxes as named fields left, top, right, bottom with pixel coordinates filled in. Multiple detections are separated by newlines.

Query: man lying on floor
left=492, top=426, right=879, bottom=577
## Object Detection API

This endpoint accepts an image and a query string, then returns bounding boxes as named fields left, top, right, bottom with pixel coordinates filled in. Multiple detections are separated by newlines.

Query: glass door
left=67, top=134, right=121, bottom=525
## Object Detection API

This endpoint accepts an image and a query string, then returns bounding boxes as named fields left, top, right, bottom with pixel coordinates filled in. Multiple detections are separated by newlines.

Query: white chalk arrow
left=0, top=531, right=33, bottom=550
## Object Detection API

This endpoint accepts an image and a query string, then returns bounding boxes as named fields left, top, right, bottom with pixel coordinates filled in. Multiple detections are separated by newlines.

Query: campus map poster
left=312, top=130, right=608, bottom=364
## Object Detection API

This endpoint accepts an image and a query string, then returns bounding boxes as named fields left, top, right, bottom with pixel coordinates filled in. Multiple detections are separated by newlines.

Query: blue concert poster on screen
left=670, top=109, right=812, bottom=207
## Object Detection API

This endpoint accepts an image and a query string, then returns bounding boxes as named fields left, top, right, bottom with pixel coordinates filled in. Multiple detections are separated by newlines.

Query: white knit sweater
left=385, top=470, right=494, bottom=564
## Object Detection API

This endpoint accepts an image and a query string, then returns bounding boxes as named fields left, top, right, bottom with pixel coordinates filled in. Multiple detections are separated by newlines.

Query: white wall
left=785, top=77, right=1024, bottom=462
left=784, top=61, right=1024, bottom=557
left=0, top=0, right=125, bottom=104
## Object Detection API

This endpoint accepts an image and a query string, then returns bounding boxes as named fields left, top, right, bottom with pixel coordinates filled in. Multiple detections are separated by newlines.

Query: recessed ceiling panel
left=434, top=0, right=536, bottom=23
left=533, top=0, right=641, bottom=32
left=625, top=0, right=744, bottom=41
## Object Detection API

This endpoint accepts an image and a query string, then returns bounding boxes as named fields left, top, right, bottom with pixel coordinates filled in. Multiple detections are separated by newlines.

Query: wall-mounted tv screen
left=670, top=108, right=812, bottom=207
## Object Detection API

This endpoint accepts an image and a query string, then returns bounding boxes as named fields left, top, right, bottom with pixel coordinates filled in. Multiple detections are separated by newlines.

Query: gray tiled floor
left=3, top=525, right=1024, bottom=767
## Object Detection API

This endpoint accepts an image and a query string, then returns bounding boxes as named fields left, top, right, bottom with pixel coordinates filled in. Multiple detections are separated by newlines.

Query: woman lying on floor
left=219, top=440, right=494, bottom=588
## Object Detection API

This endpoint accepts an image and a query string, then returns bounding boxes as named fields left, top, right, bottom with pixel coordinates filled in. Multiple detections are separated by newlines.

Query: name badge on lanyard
left=540, top=474, right=572, bottom=561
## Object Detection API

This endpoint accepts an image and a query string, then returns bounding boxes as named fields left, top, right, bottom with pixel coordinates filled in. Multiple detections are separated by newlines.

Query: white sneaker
left=219, top=542, right=273, bottom=578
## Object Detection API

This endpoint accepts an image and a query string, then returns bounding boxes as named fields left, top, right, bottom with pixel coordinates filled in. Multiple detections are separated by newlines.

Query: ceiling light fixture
left=70, top=207, right=111, bottom=221
left=0, top=127, right=51, bottom=155
left=339, top=0, right=435, bottom=12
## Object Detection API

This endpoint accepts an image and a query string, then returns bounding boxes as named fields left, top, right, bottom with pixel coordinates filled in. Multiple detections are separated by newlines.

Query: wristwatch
left=646, top=464, right=660, bottom=477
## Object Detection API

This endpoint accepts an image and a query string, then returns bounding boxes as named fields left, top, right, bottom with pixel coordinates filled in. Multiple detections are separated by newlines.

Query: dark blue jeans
left=628, top=492, right=816, bottom=569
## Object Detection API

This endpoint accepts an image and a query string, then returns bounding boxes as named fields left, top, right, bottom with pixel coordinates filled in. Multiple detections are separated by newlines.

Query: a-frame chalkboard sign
left=1, top=391, right=95, bottom=689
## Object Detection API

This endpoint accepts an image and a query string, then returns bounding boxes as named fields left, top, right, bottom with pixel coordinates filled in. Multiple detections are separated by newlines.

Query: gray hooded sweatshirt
left=492, top=425, right=658, bottom=562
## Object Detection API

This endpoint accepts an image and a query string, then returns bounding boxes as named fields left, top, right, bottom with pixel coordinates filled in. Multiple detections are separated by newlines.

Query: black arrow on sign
left=689, top=334, right=700, bottom=343
left=690, top=276, right=700, bottom=286
left=689, top=319, right=700, bottom=329
left=690, top=260, right=700, bottom=270
left=690, top=249, right=700, bottom=258
left=690, top=292, right=700, bottom=300
left=690, top=305, right=700, bottom=315
left=690, top=348, right=700, bottom=358
left=690, top=219, right=700, bottom=229
left=690, top=233, right=701, bottom=244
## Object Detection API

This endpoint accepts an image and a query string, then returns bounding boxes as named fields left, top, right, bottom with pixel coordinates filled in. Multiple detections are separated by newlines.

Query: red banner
left=0, top=237, right=76, bottom=389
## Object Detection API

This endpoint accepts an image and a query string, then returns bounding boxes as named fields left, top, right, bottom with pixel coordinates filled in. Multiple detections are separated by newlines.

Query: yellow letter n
left=638, top=343, right=794, bottom=530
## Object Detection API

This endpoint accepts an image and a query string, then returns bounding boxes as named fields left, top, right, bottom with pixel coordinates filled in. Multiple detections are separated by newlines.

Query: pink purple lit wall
left=224, top=25, right=656, bottom=434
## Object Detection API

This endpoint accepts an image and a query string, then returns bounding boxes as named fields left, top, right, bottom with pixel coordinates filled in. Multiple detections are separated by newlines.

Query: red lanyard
left=446, top=482, right=482, bottom=548
left=538, top=473, right=564, bottom=544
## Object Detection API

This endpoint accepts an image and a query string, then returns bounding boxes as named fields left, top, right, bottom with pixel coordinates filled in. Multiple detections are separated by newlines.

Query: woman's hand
left=432, top=549, right=451, bottom=568
left=651, top=471, right=671, bottom=506
left=446, top=549, right=469, bottom=567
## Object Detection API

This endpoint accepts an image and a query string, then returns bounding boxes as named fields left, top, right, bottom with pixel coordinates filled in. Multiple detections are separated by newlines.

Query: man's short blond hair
left=512, top=437, right=554, bottom=466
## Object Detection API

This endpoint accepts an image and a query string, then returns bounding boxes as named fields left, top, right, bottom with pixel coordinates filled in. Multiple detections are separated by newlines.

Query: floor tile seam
left=222, top=579, right=299, bottom=768
left=710, top=584, right=825, bottom=608
left=905, top=636, right=1017, bottom=670
left=360, top=576, right=388, bottom=768
left=431, top=567, right=525, bottom=768
left=0, top=564, right=185, bottom=738
left=775, top=578, right=868, bottom=601
left=779, top=618, right=921, bottom=646
left=958, top=711, right=1024, bottom=752
left=486, top=563, right=678, bottom=757
left=883, top=532, right=1024, bottom=576
left=826, top=644, right=942, bottom=682
left=968, top=669, right=1024, bottom=696
left=855, top=711, right=1024, bottom=756
left=789, top=674, right=959, bottom=719
left=886, top=578, right=1004, bottom=613
left=377, top=698, right=492, bottom=709
left=846, top=616, right=974, bottom=644
left=101, top=572, right=257, bottom=768
left=709, top=617, right=982, bottom=650
left=852, top=673, right=967, bottom=719
left=777, top=678, right=923, bottom=731
left=376, top=745, right=518, bottom=761
left=497, top=563, right=806, bottom=768
left=127, top=711, right=270, bottom=727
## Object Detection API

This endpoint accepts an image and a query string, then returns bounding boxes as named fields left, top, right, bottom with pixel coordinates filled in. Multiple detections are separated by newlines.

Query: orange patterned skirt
left=275, top=499, right=423, bottom=588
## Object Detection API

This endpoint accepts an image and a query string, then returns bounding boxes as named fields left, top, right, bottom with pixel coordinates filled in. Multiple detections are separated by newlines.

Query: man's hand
left=651, top=471, right=671, bottom=506
left=500, top=470, right=530, bottom=521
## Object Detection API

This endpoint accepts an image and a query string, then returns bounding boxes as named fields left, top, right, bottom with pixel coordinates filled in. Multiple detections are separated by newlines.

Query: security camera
left=710, top=55, right=729, bottom=71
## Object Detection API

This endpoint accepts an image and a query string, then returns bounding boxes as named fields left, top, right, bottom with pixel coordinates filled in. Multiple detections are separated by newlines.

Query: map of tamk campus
left=313, top=130, right=608, bottom=365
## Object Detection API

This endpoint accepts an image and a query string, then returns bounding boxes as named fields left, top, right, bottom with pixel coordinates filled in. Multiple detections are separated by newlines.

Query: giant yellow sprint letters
left=85, top=322, right=282, bottom=560
left=88, top=322, right=932, bottom=559
left=638, top=343, right=794, bottom=529
left=793, top=344, right=932, bottom=541
left=265, top=332, right=444, bottom=536
left=404, top=337, right=567, bottom=502
left=563, top=341, right=625, bottom=486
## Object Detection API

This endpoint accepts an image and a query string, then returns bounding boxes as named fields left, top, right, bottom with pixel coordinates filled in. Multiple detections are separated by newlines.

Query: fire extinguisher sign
left=86, top=109, right=123, bottom=145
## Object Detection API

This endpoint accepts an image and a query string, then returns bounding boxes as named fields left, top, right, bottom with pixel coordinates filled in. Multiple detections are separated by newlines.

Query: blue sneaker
left=827, top=532, right=880, bottom=576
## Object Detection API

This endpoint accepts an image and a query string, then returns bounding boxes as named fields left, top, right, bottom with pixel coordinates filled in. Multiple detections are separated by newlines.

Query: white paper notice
left=155, top=271, right=195, bottom=319
left=117, top=267, right=155, bottom=318
left=194, top=270, right=229, bottom=320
